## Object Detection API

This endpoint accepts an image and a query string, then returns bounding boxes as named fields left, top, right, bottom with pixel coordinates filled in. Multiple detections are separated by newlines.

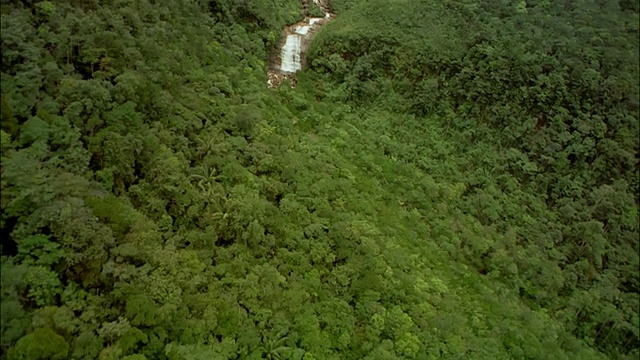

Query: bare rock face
left=267, top=0, right=334, bottom=88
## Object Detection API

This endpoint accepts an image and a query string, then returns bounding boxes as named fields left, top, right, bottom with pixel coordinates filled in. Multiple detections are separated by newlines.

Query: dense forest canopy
left=1, top=0, right=638, bottom=359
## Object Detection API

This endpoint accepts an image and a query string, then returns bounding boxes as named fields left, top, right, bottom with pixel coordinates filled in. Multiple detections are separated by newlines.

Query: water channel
left=267, top=0, right=334, bottom=87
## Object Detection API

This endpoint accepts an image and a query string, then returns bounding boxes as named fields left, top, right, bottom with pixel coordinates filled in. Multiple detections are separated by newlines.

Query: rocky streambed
left=267, top=0, right=334, bottom=88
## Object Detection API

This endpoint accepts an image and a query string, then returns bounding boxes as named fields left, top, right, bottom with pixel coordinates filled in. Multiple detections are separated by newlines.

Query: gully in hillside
left=267, top=0, right=334, bottom=88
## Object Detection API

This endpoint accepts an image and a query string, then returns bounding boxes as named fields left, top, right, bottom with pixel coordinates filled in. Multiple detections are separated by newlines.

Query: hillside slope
left=1, top=0, right=637, bottom=359
left=307, top=0, right=639, bottom=357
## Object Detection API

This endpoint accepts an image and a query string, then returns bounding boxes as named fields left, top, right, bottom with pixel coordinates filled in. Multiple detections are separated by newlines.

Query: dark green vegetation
left=1, top=0, right=637, bottom=359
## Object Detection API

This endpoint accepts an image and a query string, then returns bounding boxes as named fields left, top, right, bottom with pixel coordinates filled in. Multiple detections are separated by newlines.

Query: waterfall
left=267, top=0, right=334, bottom=87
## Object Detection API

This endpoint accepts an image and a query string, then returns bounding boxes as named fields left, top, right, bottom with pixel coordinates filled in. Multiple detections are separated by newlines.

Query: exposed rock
left=267, top=0, right=334, bottom=88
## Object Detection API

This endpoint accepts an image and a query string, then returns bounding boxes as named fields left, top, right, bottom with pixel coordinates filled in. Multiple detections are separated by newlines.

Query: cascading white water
left=278, top=21, right=323, bottom=74
left=295, top=25, right=310, bottom=35
left=268, top=0, right=334, bottom=86
left=280, top=34, right=302, bottom=73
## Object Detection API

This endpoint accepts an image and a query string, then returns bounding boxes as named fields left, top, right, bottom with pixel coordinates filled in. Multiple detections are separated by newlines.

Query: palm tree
left=256, top=329, right=290, bottom=360
left=194, top=135, right=217, bottom=160
left=189, top=165, right=227, bottom=217
left=189, top=165, right=224, bottom=194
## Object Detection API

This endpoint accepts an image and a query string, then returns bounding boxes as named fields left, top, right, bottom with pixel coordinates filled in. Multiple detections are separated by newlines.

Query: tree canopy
left=1, top=0, right=637, bottom=359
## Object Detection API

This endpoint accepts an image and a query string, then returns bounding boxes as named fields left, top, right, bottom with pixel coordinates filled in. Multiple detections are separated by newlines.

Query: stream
left=267, top=0, right=334, bottom=88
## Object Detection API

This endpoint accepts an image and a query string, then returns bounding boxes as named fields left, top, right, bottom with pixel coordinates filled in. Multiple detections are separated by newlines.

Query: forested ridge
left=0, top=0, right=638, bottom=359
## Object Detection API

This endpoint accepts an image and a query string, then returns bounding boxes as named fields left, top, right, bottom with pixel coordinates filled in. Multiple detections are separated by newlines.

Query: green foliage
left=23, top=266, right=62, bottom=307
left=34, top=1, right=56, bottom=18
left=307, top=2, right=326, bottom=18
left=307, top=0, right=639, bottom=357
left=0, top=0, right=636, bottom=359
left=17, top=235, right=64, bottom=267
left=70, top=330, right=103, bottom=360
left=122, top=355, right=147, bottom=360
left=0, top=93, right=18, bottom=135
left=7, top=328, right=69, bottom=360
left=0, top=300, right=29, bottom=352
